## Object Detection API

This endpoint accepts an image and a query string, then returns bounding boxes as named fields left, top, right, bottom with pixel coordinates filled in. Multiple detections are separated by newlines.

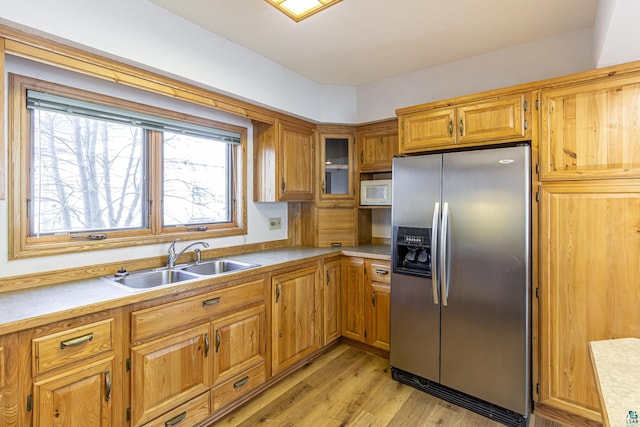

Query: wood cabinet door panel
left=212, top=305, right=265, bottom=386
left=316, top=207, right=356, bottom=247
left=271, top=266, right=321, bottom=374
left=323, top=259, right=342, bottom=345
left=34, top=358, right=113, bottom=427
left=540, top=183, right=640, bottom=422
left=457, top=94, right=525, bottom=143
left=359, top=131, right=397, bottom=172
left=130, top=323, right=211, bottom=426
left=367, top=282, right=390, bottom=351
left=400, top=108, right=455, bottom=153
left=278, top=122, right=314, bottom=201
left=341, top=257, right=365, bottom=342
left=541, top=75, right=640, bottom=180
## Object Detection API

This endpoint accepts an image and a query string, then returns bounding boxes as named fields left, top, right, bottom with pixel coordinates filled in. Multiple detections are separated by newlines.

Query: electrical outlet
left=269, top=217, right=282, bottom=230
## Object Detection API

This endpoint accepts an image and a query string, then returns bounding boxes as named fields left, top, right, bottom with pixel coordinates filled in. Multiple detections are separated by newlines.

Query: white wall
left=593, top=0, right=640, bottom=68
left=356, top=28, right=595, bottom=123
left=0, top=0, right=600, bottom=126
left=0, top=56, right=288, bottom=278
left=0, top=0, right=357, bottom=124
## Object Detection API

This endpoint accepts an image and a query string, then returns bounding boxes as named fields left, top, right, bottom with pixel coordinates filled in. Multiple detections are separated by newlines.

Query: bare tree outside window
left=162, top=132, right=230, bottom=227
left=31, top=110, right=145, bottom=236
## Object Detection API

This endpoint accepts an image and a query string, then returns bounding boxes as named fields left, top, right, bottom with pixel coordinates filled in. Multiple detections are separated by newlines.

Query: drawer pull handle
left=204, top=332, right=210, bottom=358
left=165, top=411, right=187, bottom=426
left=372, top=291, right=376, bottom=307
left=60, top=332, right=93, bottom=349
left=275, top=283, right=281, bottom=303
left=375, top=269, right=389, bottom=275
left=215, top=329, right=221, bottom=353
left=202, top=297, right=221, bottom=307
left=233, top=376, right=250, bottom=389
left=105, top=370, right=111, bottom=402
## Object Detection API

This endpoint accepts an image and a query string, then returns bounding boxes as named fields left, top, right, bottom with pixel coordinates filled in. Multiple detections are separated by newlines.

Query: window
left=9, top=74, right=247, bottom=258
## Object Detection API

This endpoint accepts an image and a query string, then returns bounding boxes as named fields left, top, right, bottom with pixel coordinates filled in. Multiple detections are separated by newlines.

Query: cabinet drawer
left=32, top=318, right=113, bottom=375
left=132, top=279, right=264, bottom=342
left=142, top=392, right=209, bottom=427
left=368, top=261, right=390, bottom=284
left=211, top=363, right=265, bottom=413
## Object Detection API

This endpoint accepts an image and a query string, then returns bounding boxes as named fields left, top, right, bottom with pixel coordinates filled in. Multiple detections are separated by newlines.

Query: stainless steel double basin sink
left=105, top=259, right=260, bottom=291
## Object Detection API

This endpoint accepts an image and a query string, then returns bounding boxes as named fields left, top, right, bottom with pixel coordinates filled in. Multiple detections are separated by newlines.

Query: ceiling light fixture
left=265, top=0, right=342, bottom=22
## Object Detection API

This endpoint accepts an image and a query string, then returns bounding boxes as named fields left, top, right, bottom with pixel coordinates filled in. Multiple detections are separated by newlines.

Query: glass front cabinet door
left=318, top=132, right=356, bottom=204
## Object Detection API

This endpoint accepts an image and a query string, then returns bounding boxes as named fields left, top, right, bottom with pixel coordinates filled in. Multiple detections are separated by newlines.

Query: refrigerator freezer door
left=390, top=154, right=442, bottom=382
left=439, top=146, right=530, bottom=415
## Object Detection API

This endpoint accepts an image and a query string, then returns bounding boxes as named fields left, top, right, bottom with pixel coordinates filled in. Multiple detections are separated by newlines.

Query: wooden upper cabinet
left=253, top=119, right=315, bottom=202
left=540, top=74, right=640, bottom=181
left=398, top=93, right=529, bottom=153
left=457, top=94, right=526, bottom=144
left=358, top=127, right=398, bottom=173
left=400, top=107, right=456, bottom=153
left=317, top=130, right=356, bottom=203
left=539, top=182, right=640, bottom=422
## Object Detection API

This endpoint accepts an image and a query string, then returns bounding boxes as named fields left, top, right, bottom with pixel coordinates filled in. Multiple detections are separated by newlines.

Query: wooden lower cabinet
left=34, top=357, right=114, bottom=426
left=130, top=323, right=211, bottom=426
left=341, top=257, right=366, bottom=342
left=130, top=278, right=267, bottom=426
left=141, top=392, right=209, bottom=427
left=271, top=264, right=322, bottom=375
left=539, top=182, right=640, bottom=423
left=212, top=305, right=265, bottom=387
left=323, top=258, right=342, bottom=345
left=341, top=257, right=391, bottom=351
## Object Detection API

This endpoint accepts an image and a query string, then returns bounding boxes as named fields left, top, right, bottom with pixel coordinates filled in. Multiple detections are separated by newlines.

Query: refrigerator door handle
left=440, top=202, right=450, bottom=306
left=431, top=202, right=440, bottom=305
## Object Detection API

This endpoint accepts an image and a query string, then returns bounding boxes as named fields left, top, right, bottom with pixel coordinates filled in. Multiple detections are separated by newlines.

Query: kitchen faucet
left=167, top=239, right=209, bottom=269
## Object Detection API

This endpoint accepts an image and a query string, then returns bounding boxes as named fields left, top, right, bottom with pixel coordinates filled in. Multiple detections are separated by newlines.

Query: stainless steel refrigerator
left=390, top=145, right=530, bottom=427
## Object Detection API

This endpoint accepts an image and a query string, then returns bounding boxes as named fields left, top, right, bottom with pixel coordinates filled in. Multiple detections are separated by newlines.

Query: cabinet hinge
left=536, top=383, right=540, bottom=394
left=364, top=331, right=367, bottom=339
left=535, top=163, right=540, bottom=175
left=536, top=288, right=540, bottom=298
left=524, top=119, right=528, bottom=130
left=524, top=100, right=528, bottom=112
left=536, top=191, right=540, bottom=202
left=126, top=407, right=131, bottom=422
left=536, top=99, right=540, bottom=110
left=363, top=265, right=367, bottom=275
left=26, top=394, right=33, bottom=412
left=126, top=358, right=131, bottom=372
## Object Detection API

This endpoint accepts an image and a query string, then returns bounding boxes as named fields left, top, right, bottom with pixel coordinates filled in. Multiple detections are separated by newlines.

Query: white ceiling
left=147, top=0, right=599, bottom=86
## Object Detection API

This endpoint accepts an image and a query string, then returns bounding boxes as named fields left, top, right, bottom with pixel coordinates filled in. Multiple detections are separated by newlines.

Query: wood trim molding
left=0, top=37, right=5, bottom=200
left=0, top=24, right=315, bottom=129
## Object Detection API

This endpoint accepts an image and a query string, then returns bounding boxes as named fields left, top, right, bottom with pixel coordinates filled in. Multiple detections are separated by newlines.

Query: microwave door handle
left=431, top=202, right=440, bottom=305
left=440, top=202, right=450, bottom=306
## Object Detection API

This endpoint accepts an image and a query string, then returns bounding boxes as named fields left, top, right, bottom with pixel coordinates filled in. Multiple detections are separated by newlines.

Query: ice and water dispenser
left=392, top=226, right=432, bottom=278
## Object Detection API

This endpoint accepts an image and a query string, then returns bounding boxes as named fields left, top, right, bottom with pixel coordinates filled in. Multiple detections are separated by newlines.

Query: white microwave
left=360, top=179, right=392, bottom=206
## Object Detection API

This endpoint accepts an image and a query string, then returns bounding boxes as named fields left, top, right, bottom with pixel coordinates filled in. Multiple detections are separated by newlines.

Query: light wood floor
left=215, top=344, right=563, bottom=427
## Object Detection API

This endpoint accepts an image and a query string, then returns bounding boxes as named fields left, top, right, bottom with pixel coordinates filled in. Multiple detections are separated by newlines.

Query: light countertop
left=589, top=338, right=640, bottom=427
left=0, top=245, right=390, bottom=335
